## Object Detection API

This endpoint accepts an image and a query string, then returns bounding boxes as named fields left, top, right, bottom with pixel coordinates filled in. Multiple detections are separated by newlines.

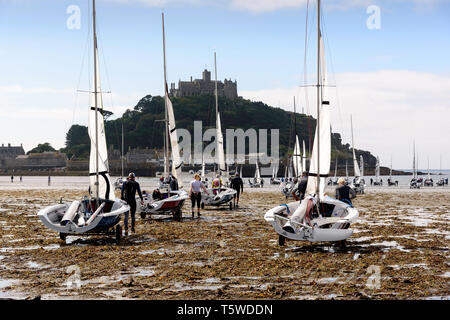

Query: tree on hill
left=61, top=124, right=90, bottom=159
left=27, top=142, right=56, bottom=154
left=64, top=94, right=377, bottom=166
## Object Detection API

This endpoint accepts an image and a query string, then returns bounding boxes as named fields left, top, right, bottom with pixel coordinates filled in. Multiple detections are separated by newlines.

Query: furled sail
left=88, top=46, right=115, bottom=200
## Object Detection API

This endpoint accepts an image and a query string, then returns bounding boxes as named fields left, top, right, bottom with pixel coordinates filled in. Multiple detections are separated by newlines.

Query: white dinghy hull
left=264, top=197, right=358, bottom=242
left=38, top=199, right=129, bottom=235
left=201, top=187, right=236, bottom=208
left=139, top=190, right=189, bottom=220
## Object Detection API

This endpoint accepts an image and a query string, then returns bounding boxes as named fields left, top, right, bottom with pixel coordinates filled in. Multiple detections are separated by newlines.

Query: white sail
left=88, top=45, right=114, bottom=200
left=255, top=160, right=261, bottom=180
left=360, top=155, right=364, bottom=177
left=302, top=140, right=306, bottom=174
left=390, top=155, right=393, bottom=179
left=305, top=33, right=331, bottom=199
left=351, top=116, right=361, bottom=178
left=216, top=112, right=226, bottom=174
left=214, top=53, right=226, bottom=176
left=166, top=96, right=183, bottom=187
left=334, top=158, right=338, bottom=178
left=293, top=135, right=302, bottom=178
left=201, top=158, right=205, bottom=179
left=412, top=141, right=416, bottom=179
left=375, top=156, right=380, bottom=180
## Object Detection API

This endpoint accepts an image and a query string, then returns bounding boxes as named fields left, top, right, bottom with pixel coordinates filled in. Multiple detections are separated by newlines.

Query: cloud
left=230, top=0, right=308, bottom=13
left=105, top=0, right=445, bottom=13
left=240, top=70, right=450, bottom=168
left=0, top=84, right=142, bottom=151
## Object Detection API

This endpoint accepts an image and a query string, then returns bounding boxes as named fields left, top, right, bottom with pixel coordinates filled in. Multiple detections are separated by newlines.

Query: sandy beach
left=0, top=180, right=448, bottom=300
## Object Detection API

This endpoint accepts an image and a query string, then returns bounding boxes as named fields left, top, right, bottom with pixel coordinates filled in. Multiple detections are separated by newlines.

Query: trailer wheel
left=115, top=225, right=122, bottom=244
left=278, top=235, right=286, bottom=246
left=229, top=202, right=233, bottom=210
left=174, top=208, right=182, bottom=222
left=59, top=233, right=67, bottom=241
left=337, top=240, right=346, bottom=248
left=140, top=212, right=146, bottom=219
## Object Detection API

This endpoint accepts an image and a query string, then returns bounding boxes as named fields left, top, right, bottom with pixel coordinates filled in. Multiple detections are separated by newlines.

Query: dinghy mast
left=162, top=13, right=183, bottom=187
left=89, top=0, right=114, bottom=204
left=162, top=13, right=170, bottom=176
left=305, top=0, right=331, bottom=198
left=214, top=52, right=226, bottom=176
left=93, top=0, right=99, bottom=202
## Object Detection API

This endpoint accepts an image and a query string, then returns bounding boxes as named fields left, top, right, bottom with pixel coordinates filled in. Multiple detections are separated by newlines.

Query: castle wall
left=170, top=69, right=238, bottom=99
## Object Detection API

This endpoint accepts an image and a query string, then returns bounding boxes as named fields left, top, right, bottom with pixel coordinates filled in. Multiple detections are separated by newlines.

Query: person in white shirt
left=189, top=174, right=209, bottom=218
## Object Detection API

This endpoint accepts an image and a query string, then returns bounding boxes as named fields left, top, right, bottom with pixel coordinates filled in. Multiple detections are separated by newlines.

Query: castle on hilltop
left=170, top=69, right=238, bottom=100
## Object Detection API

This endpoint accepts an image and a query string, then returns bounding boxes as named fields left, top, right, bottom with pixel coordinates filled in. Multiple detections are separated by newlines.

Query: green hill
left=62, top=95, right=377, bottom=168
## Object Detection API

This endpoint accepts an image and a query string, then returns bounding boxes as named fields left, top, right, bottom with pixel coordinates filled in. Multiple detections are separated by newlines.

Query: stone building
left=0, top=143, right=25, bottom=168
left=126, top=147, right=162, bottom=165
left=170, top=69, right=238, bottom=100
left=7, top=152, right=67, bottom=170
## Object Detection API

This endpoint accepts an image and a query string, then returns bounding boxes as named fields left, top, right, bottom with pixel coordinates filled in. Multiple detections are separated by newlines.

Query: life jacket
left=212, top=178, right=220, bottom=188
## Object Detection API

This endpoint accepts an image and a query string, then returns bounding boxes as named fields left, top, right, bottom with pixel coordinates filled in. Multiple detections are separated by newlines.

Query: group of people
left=188, top=172, right=244, bottom=217
left=118, top=171, right=245, bottom=234
left=289, top=175, right=356, bottom=206
left=119, top=168, right=358, bottom=236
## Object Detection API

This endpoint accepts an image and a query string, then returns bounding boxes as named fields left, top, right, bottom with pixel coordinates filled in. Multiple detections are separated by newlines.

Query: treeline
left=59, top=94, right=377, bottom=166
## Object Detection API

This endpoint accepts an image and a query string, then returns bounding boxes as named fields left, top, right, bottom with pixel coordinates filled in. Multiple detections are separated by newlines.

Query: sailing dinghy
left=373, top=156, right=382, bottom=186
left=265, top=2, right=359, bottom=245
left=139, top=13, right=188, bottom=221
left=348, top=116, right=364, bottom=194
left=200, top=53, right=236, bottom=209
left=249, top=159, right=263, bottom=188
left=270, top=164, right=281, bottom=184
left=38, top=0, right=129, bottom=243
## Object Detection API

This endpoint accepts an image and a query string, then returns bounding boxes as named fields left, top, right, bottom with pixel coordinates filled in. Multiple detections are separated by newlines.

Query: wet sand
left=0, top=186, right=448, bottom=300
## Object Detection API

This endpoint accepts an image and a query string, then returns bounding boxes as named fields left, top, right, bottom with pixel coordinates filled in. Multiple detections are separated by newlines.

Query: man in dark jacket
left=230, top=173, right=244, bottom=207
left=292, top=176, right=308, bottom=201
left=121, top=173, right=144, bottom=235
left=335, top=177, right=356, bottom=206
left=170, top=175, right=179, bottom=191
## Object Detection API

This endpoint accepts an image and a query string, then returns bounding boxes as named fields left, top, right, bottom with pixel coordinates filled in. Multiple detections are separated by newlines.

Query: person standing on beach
left=335, top=177, right=356, bottom=206
left=292, top=175, right=308, bottom=201
left=121, top=172, right=144, bottom=235
left=20, top=176, right=22, bottom=182
left=230, top=172, right=244, bottom=207
left=170, top=175, right=179, bottom=191
left=48, top=176, right=51, bottom=186
left=189, top=174, right=209, bottom=218
left=11, top=175, right=13, bottom=183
